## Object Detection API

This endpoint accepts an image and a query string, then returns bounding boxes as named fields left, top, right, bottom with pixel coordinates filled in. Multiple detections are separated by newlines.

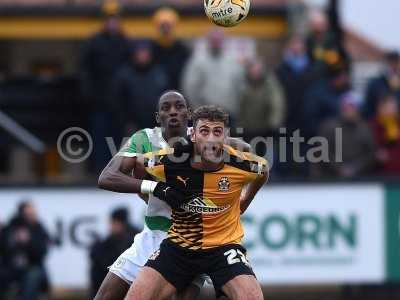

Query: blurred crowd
left=0, top=0, right=399, bottom=182
left=0, top=201, right=50, bottom=300
left=0, top=201, right=139, bottom=300
left=79, top=3, right=400, bottom=181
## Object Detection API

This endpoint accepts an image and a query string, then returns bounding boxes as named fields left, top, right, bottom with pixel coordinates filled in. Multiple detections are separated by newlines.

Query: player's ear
left=190, top=128, right=195, bottom=143
left=155, top=112, right=160, bottom=124
left=225, top=126, right=230, bottom=137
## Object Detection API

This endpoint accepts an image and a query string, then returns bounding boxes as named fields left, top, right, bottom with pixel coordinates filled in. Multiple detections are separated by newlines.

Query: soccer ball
left=204, top=0, right=250, bottom=27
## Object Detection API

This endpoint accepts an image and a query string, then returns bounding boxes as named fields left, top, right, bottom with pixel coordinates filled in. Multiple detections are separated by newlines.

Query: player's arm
left=240, top=159, right=269, bottom=214
left=98, top=131, right=150, bottom=195
left=225, top=137, right=251, bottom=152
left=98, top=154, right=144, bottom=193
left=99, top=147, right=187, bottom=210
left=99, top=155, right=186, bottom=209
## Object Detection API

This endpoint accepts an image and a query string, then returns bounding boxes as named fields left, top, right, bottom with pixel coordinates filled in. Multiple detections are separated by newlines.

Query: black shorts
left=145, top=239, right=255, bottom=295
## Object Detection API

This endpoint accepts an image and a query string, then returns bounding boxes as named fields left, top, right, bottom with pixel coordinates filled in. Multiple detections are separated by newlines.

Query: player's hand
left=153, top=182, right=187, bottom=210
left=172, top=137, right=193, bottom=158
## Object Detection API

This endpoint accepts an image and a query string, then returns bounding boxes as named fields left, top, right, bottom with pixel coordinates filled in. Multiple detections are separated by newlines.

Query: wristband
left=140, top=180, right=158, bottom=194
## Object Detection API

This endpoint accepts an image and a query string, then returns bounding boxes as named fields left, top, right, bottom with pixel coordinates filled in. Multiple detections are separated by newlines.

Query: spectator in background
left=303, top=67, right=351, bottom=138
left=363, top=51, right=400, bottom=119
left=276, top=35, right=314, bottom=133
left=80, top=14, right=130, bottom=174
left=1, top=201, right=50, bottom=300
left=182, top=28, right=244, bottom=122
left=276, top=36, right=314, bottom=178
left=370, top=94, right=400, bottom=175
left=314, top=93, right=375, bottom=179
left=306, top=0, right=350, bottom=77
left=238, top=57, right=285, bottom=149
left=110, top=41, right=168, bottom=134
left=89, top=207, right=139, bottom=298
left=152, top=7, right=190, bottom=90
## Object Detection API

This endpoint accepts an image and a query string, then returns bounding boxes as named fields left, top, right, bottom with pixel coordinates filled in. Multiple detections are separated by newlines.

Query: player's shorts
left=145, top=239, right=255, bottom=295
left=109, top=226, right=167, bottom=284
left=109, top=227, right=207, bottom=289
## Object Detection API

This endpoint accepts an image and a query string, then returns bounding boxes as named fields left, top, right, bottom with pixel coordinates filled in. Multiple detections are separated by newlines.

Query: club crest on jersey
left=218, top=177, right=230, bottom=192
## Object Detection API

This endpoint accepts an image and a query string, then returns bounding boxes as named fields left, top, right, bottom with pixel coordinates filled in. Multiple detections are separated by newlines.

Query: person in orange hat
left=152, top=7, right=191, bottom=90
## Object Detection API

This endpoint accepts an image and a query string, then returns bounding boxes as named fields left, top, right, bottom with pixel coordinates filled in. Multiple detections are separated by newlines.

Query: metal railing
left=0, top=109, right=46, bottom=154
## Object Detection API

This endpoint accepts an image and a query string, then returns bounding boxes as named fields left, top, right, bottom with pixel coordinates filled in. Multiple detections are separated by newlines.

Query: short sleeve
left=118, top=130, right=150, bottom=157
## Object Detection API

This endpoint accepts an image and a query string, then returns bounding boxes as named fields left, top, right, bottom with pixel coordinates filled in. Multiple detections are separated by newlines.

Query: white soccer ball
left=204, top=0, right=251, bottom=27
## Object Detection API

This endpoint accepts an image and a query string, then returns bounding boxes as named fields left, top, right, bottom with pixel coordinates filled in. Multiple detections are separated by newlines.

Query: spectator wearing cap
left=363, top=51, right=400, bottom=119
left=370, top=94, right=400, bottom=176
left=89, top=207, right=139, bottom=298
left=314, top=92, right=375, bottom=179
left=1, top=201, right=51, bottom=300
left=110, top=40, right=169, bottom=134
left=80, top=13, right=131, bottom=173
left=152, top=7, right=191, bottom=90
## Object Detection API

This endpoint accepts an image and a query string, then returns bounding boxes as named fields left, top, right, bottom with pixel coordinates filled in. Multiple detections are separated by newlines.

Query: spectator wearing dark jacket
left=363, top=51, right=400, bottom=119
left=81, top=15, right=130, bottom=109
left=306, top=0, right=350, bottom=77
left=303, top=67, right=351, bottom=138
left=276, top=36, right=315, bottom=178
left=89, top=208, right=139, bottom=298
left=370, top=94, right=400, bottom=175
left=110, top=40, right=169, bottom=133
left=314, top=93, right=375, bottom=179
left=2, top=201, right=50, bottom=300
left=276, top=36, right=314, bottom=133
left=80, top=15, right=131, bottom=173
left=152, top=8, right=190, bottom=90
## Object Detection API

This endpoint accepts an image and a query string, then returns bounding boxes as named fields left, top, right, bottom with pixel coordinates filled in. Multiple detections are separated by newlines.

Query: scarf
left=378, top=115, right=400, bottom=143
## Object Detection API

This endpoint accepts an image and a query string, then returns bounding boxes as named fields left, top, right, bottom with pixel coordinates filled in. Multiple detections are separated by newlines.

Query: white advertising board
left=0, top=185, right=385, bottom=287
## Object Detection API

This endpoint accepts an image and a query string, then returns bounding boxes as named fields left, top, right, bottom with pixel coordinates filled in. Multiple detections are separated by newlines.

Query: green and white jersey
left=118, top=127, right=172, bottom=232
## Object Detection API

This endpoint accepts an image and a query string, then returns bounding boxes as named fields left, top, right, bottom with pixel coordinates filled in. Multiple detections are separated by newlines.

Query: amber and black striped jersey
left=144, top=145, right=268, bottom=250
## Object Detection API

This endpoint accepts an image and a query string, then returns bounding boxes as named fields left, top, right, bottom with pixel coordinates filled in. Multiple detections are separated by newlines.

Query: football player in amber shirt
left=126, top=105, right=269, bottom=300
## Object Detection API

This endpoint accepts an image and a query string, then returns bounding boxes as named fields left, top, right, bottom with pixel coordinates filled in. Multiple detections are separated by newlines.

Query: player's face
left=157, top=96, right=189, bottom=133
left=192, top=119, right=225, bottom=164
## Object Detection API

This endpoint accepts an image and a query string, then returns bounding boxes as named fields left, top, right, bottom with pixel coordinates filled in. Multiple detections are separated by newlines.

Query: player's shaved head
left=158, top=90, right=188, bottom=110
left=156, top=90, right=190, bottom=140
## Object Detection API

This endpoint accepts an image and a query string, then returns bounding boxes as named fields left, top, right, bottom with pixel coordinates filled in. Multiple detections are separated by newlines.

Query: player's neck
left=190, top=156, right=224, bottom=172
left=162, top=127, right=187, bottom=144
